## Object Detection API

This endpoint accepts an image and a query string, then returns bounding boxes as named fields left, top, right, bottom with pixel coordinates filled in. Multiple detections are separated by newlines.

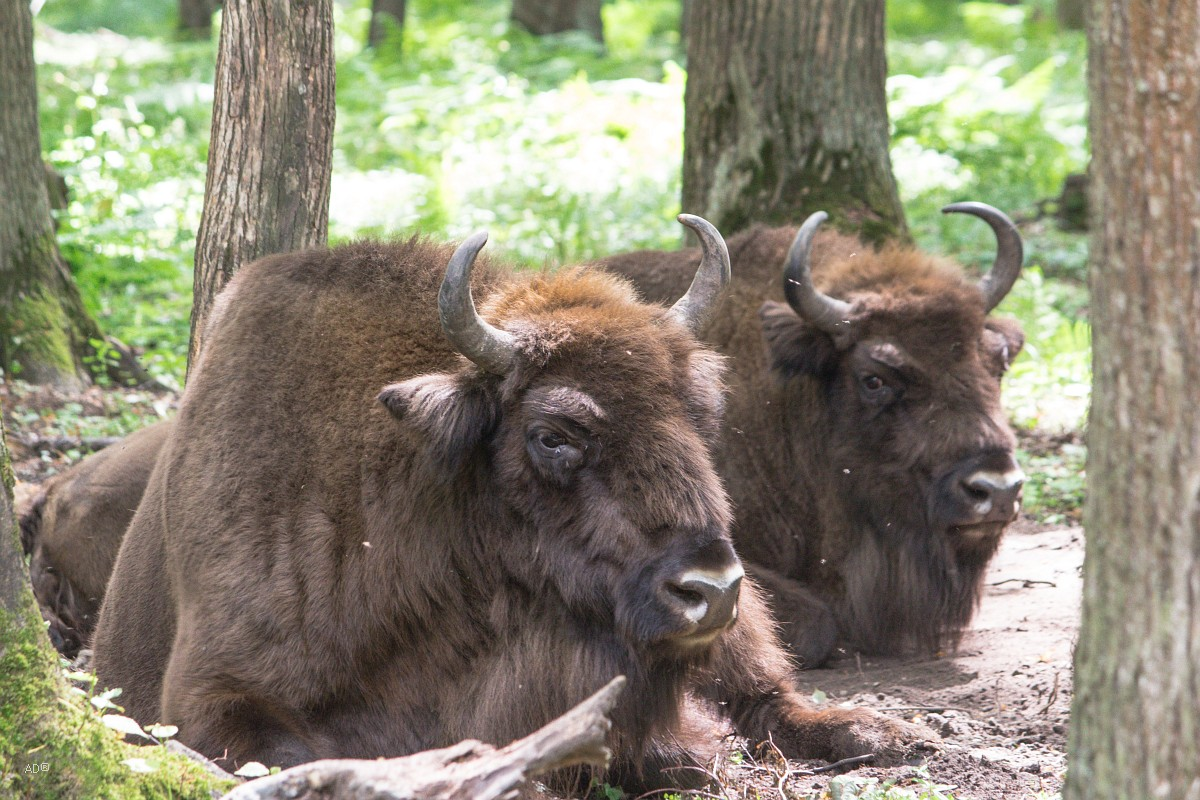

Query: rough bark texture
left=0, top=409, right=235, bottom=799
left=0, top=0, right=146, bottom=390
left=511, top=0, right=604, bottom=43
left=178, top=0, right=221, bottom=36
left=681, top=0, right=906, bottom=244
left=1065, top=2, right=1200, bottom=799
left=221, top=677, right=623, bottom=800
left=189, top=0, right=335, bottom=375
left=367, top=0, right=407, bottom=48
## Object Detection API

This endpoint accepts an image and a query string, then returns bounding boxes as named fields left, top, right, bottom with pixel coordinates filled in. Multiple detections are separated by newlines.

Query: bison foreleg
left=700, top=578, right=937, bottom=765
left=744, top=562, right=839, bottom=668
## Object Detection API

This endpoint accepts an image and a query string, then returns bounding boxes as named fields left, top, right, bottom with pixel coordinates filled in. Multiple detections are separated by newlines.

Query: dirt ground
left=715, top=518, right=1083, bottom=800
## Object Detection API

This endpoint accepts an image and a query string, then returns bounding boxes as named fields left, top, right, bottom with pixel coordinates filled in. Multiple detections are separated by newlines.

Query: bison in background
left=599, top=203, right=1026, bottom=667
left=91, top=218, right=931, bottom=789
left=20, top=419, right=170, bottom=657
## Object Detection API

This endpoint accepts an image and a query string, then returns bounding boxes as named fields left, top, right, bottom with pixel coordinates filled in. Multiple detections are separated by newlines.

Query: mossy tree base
left=1, top=405, right=235, bottom=799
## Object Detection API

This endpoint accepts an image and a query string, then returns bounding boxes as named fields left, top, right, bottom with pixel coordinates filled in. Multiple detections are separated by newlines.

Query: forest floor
left=2, top=381, right=1081, bottom=800
left=714, top=517, right=1082, bottom=800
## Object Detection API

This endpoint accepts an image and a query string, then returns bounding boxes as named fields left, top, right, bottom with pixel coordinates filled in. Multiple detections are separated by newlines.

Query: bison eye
left=537, top=431, right=568, bottom=451
left=527, top=425, right=586, bottom=484
left=857, top=372, right=896, bottom=405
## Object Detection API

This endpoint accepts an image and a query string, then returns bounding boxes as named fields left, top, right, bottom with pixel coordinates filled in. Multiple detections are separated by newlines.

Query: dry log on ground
left=221, top=676, right=625, bottom=800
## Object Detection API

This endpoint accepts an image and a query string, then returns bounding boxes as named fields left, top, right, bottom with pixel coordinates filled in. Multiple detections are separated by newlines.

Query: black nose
left=661, top=564, right=744, bottom=635
left=956, top=466, right=1025, bottom=524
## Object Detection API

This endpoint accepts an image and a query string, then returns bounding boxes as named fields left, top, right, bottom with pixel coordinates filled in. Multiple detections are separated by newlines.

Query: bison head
left=377, top=216, right=744, bottom=664
left=759, top=203, right=1026, bottom=652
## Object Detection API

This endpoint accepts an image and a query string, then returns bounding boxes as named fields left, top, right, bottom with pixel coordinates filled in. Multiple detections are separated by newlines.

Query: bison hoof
left=824, top=709, right=940, bottom=765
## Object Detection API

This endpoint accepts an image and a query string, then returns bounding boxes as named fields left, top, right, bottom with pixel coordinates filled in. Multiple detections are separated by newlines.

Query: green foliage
left=1021, top=444, right=1086, bottom=525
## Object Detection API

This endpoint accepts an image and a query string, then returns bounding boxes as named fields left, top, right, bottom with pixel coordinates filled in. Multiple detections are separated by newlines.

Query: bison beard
left=600, top=204, right=1026, bottom=667
left=90, top=224, right=930, bottom=789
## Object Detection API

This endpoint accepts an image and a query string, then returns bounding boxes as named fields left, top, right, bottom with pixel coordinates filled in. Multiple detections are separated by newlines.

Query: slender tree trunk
left=367, top=0, right=407, bottom=49
left=189, top=0, right=335, bottom=375
left=1065, top=2, right=1200, bottom=798
left=179, top=0, right=221, bottom=37
left=511, top=0, right=604, bottom=43
left=0, top=409, right=235, bottom=798
left=682, top=0, right=905, bottom=244
left=0, top=0, right=148, bottom=389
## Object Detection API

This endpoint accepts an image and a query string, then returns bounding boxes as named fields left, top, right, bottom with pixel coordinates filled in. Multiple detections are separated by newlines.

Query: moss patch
left=0, top=286, right=83, bottom=389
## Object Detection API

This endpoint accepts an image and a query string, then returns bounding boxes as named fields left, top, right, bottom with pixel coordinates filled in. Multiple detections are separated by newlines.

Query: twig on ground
left=1039, top=670, right=1060, bottom=715
left=876, top=706, right=973, bottom=716
left=989, top=578, right=1057, bottom=588
left=167, top=739, right=238, bottom=782
left=796, top=753, right=875, bottom=775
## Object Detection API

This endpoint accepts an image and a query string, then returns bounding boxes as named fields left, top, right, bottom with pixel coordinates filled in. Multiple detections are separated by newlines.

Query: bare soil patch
left=717, top=518, right=1082, bottom=800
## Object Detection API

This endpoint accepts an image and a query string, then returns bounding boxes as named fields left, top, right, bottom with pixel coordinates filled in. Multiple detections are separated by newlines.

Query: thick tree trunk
left=189, top=0, right=335, bottom=375
left=0, top=410, right=236, bottom=798
left=681, top=0, right=905, bottom=244
left=0, top=0, right=148, bottom=390
left=367, top=0, right=407, bottom=48
left=511, top=0, right=604, bottom=43
left=1065, top=3, right=1200, bottom=799
left=179, top=0, right=221, bottom=37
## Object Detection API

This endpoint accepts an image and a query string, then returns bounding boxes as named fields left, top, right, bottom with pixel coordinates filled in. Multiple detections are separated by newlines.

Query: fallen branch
left=988, top=578, right=1057, bottom=588
left=221, top=676, right=625, bottom=800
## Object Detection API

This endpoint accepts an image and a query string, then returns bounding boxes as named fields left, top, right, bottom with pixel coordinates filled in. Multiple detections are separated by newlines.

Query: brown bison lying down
left=90, top=219, right=931, bottom=787
left=20, top=420, right=170, bottom=657
left=600, top=204, right=1027, bottom=667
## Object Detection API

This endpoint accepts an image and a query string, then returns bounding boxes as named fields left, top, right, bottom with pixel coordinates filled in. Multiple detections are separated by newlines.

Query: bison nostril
left=665, top=583, right=708, bottom=620
left=959, top=468, right=1026, bottom=521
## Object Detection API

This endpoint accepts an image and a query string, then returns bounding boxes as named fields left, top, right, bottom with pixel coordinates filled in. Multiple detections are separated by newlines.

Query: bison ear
left=983, top=316, right=1025, bottom=373
left=378, top=373, right=498, bottom=468
left=759, top=301, right=839, bottom=379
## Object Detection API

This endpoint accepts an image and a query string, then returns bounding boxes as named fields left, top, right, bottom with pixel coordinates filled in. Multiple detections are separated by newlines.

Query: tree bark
left=0, top=0, right=149, bottom=390
left=367, top=0, right=407, bottom=49
left=511, top=0, right=604, bottom=43
left=179, top=0, right=221, bottom=37
left=1065, top=3, right=1200, bottom=799
left=189, top=0, right=335, bottom=375
left=681, top=0, right=906, bottom=244
left=0, top=408, right=236, bottom=798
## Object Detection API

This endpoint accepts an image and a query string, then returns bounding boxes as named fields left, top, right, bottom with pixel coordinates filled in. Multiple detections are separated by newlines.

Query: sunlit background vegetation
left=27, top=0, right=1090, bottom=519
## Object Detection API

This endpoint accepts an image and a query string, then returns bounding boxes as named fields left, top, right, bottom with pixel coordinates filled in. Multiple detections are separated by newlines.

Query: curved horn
left=438, top=232, right=518, bottom=374
left=668, top=214, right=732, bottom=334
left=783, top=211, right=853, bottom=335
left=942, top=202, right=1024, bottom=312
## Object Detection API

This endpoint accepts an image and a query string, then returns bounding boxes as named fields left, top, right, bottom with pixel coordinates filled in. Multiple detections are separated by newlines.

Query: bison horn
left=941, top=202, right=1024, bottom=313
left=439, top=232, right=518, bottom=374
left=668, top=214, right=732, bottom=334
left=783, top=211, right=854, bottom=335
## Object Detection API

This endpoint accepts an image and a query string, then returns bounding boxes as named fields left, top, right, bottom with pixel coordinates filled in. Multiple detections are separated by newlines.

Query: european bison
left=599, top=204, right=1026, bottom=667
left=91, top=220, right=931, bottom=788
left=20, top=420, right=170, bottom=657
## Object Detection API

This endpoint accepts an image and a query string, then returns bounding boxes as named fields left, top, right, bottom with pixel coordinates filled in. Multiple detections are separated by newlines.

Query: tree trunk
left=1064, top=2, right=1200, bottom=799
left=511, top=0, right=604, bottom=43
left=681, top=0, right=906, bottom=244
left=0, top=409, right=236, bottom=798
left=179, top=0, right=221, bottom=37
left=189, top=0, right=335, bottom=375
left=367, top=0, right=407, bottom=49
left=0, top=0, right=149, bottom=390
left=1056, top=0, right=1085, bottom=30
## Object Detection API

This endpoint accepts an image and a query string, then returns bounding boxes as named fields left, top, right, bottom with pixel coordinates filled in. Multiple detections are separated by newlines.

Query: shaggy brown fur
left=91, top=237, right=931, bottom=789
left=19, top=419, right=171, bottom=656
left=599, top=226, right=1025, bottom=667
